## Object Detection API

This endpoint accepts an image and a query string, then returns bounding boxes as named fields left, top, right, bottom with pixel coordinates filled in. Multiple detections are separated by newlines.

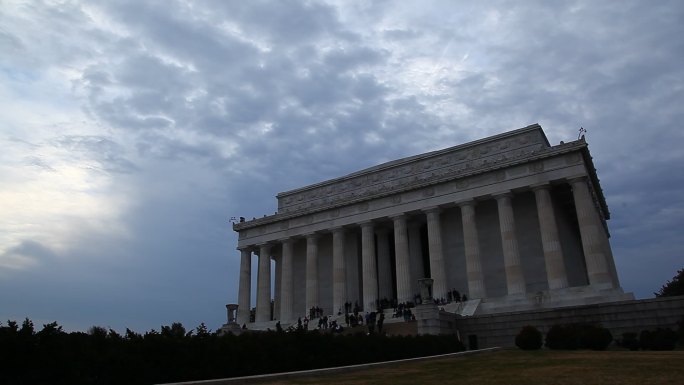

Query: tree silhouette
left=655, top=268, right=684, bottom=297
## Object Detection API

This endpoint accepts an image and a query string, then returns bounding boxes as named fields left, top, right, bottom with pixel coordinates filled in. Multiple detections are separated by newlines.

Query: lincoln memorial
left=231, top=124, right=633, bottom=329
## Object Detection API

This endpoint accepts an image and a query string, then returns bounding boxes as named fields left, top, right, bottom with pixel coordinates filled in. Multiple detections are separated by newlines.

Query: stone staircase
left=440, top=299, right=481, bottom=316
left=459, top=299, right=481, bottom=316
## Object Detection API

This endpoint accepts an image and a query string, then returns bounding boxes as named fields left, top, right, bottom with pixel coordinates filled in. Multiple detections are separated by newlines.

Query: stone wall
left=454, top=296, right=684, bottom=348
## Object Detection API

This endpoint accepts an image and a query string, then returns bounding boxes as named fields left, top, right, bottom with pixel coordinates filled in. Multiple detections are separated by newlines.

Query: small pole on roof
left=578, top=126, right=587, bottom=140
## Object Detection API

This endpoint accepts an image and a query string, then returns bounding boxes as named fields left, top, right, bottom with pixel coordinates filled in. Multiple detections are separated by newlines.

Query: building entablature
left=233, top=126, right=608, bottom=235
left=235, top=144, right=597, bottom=249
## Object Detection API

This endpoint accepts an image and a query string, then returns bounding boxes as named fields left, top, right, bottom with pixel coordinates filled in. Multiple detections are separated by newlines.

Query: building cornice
left=233, top=135, right=595, bottom=232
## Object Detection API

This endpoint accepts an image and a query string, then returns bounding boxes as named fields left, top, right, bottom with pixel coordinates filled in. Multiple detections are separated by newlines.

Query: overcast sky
left=1, top=0, right=682, bottom=333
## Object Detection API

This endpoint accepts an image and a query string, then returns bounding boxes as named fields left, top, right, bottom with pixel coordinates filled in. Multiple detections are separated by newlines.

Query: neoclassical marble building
left=232, top=124, right=632, bottom=326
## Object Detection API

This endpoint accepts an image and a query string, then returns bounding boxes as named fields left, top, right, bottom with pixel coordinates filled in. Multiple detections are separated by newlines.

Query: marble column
left=332, top=227, right=347, bottom=315
left=494, top=192, right=526, bottom=295
left=274, top=254, right=281, bottom=320
left=305, top=234, right=319, bottom=312
left=360, top=221, right=378, bottom=311
left=570, top=177, right=614, bottom=288
left=407, top=222, right=424, bottom=297
left=256, top=244, right=272, bottom=322
left=376, top=227, right=393, bottom=301
left=459, top=200, right=486, bottom=299
left=345, top=233, right=360, bottom=306
left=424, top=207, right=447, bottom=301
left=533, top=184, right=569, bottom=290
left=392, top=214, right=412, bottom=303
left=237, top=248, right=252, bottom=325
left=279, top=239, right=294, bottom=322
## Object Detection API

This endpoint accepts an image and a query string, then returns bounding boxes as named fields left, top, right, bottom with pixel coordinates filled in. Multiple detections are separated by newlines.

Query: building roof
left=233, top=124, right=609, bottom=231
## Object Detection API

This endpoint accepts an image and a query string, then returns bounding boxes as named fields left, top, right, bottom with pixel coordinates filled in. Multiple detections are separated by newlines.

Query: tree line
left=1, top=318, right=464, bottom=385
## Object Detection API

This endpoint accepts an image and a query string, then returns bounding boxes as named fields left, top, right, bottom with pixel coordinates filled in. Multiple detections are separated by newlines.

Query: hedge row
left=514, top=323, right=612, bottom=351
left=516, top=320, right=682, bottom=351
left=618, top=328, right=679, bottom=351
left=1, top=319, right=465, bottom=385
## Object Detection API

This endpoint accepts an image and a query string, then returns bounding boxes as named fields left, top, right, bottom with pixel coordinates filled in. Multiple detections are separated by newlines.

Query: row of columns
left=236, top=176, right=614, bottom=324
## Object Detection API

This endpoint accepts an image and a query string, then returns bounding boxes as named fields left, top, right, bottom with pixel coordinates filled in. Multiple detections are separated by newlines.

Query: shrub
left=579, top=324, right=612, bottom=351
left=640, top=328, right=678, bottom=351
left=618, top=332, right=640, bottom=351
left=515, top=325, right=543, bottom=350
left=545, top=323, right=612, bottom=351
left=545, top=324, right=573, bottom=350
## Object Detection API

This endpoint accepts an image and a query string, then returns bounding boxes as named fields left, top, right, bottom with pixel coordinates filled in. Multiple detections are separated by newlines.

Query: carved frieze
left=454, top=178, right=470, bottom=189
left=276, top=128, right=548, bottom=214
left=566, top=152, right=582, bottom=164
left=529, top=161, right=545, bottom=173
left=234, top=128, right=600, bottom=245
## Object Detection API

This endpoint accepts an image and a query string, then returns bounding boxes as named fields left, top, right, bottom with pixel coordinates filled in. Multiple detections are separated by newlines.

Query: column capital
left=330, top=226, right=346, bottom=234
left=257, top=244, right=272, bottom=258
left=530, top=182, right=551, bottom=192
left=422, top=206, right=442, bottom=214
left=277, top=237, right=294, bottom=245
left=389, top=213, right=407, bottom=221
left=359, top=220, right=374, bottom=229
left=568, top=175, right=589, bottom=185
left=456, top=199, right=476, bottom=208
left=305, top=232, right=319, bottom=240
left=492, top=190, right=513, bottom=200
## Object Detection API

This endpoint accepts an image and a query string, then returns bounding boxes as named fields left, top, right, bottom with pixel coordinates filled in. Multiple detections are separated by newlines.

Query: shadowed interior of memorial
left=228, top=124, right=633, bottom=330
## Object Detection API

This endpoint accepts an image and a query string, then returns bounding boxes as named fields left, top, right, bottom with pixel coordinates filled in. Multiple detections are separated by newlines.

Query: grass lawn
left=257, top=349, right=684, bottom=385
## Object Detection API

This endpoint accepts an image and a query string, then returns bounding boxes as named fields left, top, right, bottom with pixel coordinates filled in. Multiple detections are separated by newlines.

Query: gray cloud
left=0, top=240, right=59, bottom=269
left=1, top=0, right=683, bottom=332
left=52, top=135, right=138, bottom=174
left=382, top=29, right=422, bottom=41
left=23, top=156, right=56, bottom=172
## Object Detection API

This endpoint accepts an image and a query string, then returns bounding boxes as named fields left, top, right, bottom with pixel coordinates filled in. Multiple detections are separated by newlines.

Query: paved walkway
left=161, top=347, right=502, bottom=385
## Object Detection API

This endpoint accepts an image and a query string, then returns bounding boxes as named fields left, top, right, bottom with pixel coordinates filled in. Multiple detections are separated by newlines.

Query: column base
left=217, top=322, right=243, bottom=336
left=241, top=320, right=281, bottom=332
left=414, top=303, right=441, bottom=335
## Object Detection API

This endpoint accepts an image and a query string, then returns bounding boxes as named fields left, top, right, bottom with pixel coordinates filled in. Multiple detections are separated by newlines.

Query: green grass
left=256, top=349, right=684, bottom=385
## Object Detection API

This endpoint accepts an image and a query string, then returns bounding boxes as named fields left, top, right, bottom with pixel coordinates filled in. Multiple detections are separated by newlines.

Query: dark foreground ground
left=248, top=349, right=684, bottom=385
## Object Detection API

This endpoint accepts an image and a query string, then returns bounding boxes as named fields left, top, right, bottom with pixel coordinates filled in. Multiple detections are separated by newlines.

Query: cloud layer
left=1, top=0, right=682, bottom=332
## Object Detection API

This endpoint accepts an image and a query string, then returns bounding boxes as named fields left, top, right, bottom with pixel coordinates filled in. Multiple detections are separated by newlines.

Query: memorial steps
left=441, top=299, right=480, bottom=316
